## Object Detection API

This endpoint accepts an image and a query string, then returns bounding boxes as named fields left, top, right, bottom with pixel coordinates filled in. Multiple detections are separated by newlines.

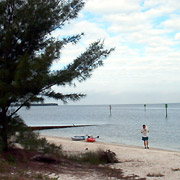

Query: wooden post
left=109, top=105, right=112, bottom=116
left=165, top=104, right=168, bottom=117
left=144, top=104, right=146, bottom=111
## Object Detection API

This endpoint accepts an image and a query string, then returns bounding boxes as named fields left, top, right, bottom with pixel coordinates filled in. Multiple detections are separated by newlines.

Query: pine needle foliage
left=0, top=0, right=114, bottom=151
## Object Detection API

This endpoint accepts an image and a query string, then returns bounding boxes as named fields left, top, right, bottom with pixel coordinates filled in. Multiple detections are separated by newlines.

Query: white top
left=141, top=127, right=149, bottom=137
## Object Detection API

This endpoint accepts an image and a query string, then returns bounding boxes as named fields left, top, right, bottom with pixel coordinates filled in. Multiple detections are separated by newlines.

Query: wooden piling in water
left=165, top=104, right=168, bottom=117
left=109, top=105, right=112, bottom=116
left=144, top=104, right=146, bottom=111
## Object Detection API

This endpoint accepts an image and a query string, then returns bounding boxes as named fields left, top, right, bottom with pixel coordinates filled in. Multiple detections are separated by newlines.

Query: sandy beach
left=41, top=135, right=180, bottom=180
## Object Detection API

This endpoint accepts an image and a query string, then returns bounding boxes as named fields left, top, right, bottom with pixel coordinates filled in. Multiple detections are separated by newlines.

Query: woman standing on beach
left=141, top=125, right=149, bottom=149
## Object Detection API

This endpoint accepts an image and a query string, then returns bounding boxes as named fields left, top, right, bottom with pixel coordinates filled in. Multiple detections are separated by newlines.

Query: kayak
left=86, top=137, right=96, bottom=142
left=71, top=136, right=86, bottom=141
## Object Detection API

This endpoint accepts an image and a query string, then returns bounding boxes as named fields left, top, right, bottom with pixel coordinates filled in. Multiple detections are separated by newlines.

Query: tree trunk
left=1, top=108, right=8, bottom=151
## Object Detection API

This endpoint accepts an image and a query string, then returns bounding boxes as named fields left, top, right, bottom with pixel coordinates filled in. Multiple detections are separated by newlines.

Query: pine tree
left=0, top=0, right=114, bottom=151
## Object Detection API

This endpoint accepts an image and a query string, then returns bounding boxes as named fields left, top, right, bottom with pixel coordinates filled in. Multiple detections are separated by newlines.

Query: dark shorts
left=142, top=137, right=148, bottom=141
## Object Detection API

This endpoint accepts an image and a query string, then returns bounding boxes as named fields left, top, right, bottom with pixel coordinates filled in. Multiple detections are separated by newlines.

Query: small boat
left=71, top=136, right=86, bottom=141
left=86, top=137, right=96, bottom=142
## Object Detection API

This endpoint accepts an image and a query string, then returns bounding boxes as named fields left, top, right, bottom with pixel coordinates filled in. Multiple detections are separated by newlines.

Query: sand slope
left=41, top=135, right=180, bottom=180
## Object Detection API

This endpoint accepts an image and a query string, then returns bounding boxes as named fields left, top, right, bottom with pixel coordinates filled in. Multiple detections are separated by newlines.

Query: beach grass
left=65, top=148, right=118, bottom=165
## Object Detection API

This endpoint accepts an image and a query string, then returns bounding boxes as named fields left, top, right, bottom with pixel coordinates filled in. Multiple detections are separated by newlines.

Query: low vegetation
left=0, top=147, right=146, bottom=180
left=0, top=130, right=147, bottom=180
left=66, top=149, right=119, bottom=165
left=0, top=150, right=57, bottom=180
left=2, top=126, right=118, bottom=165
left=16, top=130, right=62, bottom=156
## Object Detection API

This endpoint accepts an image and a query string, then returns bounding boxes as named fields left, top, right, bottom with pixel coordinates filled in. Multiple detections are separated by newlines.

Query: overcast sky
left=50, top=0, right=180, bottom=105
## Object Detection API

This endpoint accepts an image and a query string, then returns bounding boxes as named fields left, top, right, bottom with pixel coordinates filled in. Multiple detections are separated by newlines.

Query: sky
left=50, top=0, right=180, bottom=105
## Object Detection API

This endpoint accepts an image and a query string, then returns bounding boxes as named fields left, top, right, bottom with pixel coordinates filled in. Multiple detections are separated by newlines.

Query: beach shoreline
left=41, top=135, right=180, bottom=180
left=41, top=134, right=179, bottom=153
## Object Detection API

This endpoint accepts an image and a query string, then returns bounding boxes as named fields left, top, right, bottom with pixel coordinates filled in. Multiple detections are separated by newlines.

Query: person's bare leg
left=144, top=141, right=146, bottom=148
left=147, top=140, right=149, bottom=148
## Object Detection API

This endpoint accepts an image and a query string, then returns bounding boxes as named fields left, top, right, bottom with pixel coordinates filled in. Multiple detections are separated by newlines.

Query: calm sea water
left=18, top=104, right=180, bottom=151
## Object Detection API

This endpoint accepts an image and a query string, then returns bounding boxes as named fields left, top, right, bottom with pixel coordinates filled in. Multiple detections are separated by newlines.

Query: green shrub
left=16, top=129, right=62, bottom=156
left=16, top=130, right=39, bottom=150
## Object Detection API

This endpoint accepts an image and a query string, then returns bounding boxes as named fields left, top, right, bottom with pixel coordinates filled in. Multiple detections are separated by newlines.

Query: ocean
left=18, top=103, right=180, bottom=151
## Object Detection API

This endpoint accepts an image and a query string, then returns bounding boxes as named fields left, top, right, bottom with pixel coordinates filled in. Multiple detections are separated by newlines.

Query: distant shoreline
left=13, top=103, right=58, bottom=107
left=30, top=103, right=58, bottom=106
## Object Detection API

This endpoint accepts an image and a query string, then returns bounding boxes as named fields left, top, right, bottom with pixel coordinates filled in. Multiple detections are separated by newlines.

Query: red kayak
left=86, top=137, right=96, bottom=142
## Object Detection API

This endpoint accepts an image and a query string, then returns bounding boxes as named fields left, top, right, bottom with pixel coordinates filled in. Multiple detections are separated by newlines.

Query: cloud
left=161, top=15, right=180, bottom=31
left=51, top=0, right=180, bottom=104
left=175, top=33, right=180, bottom=40
left=84, top=0, right=141, bottom=14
